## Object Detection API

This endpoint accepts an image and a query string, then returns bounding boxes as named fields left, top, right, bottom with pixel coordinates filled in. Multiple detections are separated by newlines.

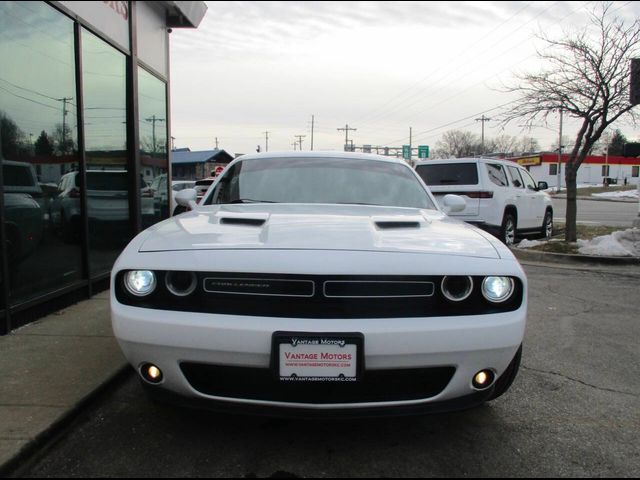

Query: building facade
left=171, top=148, right=234, bottom=180
left=512, top=153, right=640, bottom=188
left=0, top=1, right=207, bottom=334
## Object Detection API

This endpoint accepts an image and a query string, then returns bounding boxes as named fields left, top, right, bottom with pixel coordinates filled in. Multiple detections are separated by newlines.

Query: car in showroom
left=50, top=170, right=154, bottom=242
left=111, top=151, right=527, bottom=416
left=415, top=157, right=553, bottom=246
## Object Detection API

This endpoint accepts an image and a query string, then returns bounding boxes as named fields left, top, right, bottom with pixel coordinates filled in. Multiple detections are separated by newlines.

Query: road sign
left=418, top=145, right=430, bottom=159
left=402, top=145, right=411, bottom=160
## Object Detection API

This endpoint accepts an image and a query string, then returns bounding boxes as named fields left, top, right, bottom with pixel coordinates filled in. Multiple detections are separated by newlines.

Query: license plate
left=272, top=332, right=364, bottom=382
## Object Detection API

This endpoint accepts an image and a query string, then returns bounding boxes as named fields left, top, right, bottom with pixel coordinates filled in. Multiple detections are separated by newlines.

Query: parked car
left=2, top=160, right=45, bottom=262
left=194, top=177, right=215, bottom=202
left=50, top=170, right=154, bottom=242
left=111, top=151, right=527, bottom=416
left=415, top=157, right=553, bottom=246
left=3, top=193, right=44, bottom=264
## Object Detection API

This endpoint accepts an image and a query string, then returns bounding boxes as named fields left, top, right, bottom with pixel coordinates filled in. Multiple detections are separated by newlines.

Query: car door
left=505, top=165, right=531, bottom=228
left=519, top=168, right=546, bottom=227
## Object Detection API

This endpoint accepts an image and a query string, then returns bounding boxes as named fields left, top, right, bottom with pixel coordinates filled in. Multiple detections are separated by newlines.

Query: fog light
left=481, top=276, right=514, bottom=303
left=472, top=369, right=495, bottom=390
left=141, top=363, right=163, bottom=384
left=124, top=270, right=156, bottom=297
left=165, top=271, right=197, bottom=297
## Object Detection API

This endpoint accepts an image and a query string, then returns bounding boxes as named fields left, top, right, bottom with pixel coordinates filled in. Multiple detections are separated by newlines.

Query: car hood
left=138, top=204, right=501, bottom=259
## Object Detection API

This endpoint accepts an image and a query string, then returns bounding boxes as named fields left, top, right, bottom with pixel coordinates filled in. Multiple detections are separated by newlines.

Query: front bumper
left=111, top=302, right=526, bottom=413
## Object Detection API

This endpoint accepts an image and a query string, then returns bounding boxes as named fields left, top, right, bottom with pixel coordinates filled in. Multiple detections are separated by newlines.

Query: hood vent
left=375, top=221, right=421, bottom=229
left=220, top=217, right=266, bottom=227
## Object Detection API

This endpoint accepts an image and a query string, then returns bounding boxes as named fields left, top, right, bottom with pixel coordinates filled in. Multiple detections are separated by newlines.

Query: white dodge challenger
left=111, top=152, right=526, bottom=416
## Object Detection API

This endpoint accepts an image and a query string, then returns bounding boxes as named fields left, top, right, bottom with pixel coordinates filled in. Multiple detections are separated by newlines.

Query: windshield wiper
left=228, top=198, right=279, bottom=204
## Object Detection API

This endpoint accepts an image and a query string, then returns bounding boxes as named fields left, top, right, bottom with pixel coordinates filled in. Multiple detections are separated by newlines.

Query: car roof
left=415, top=157, right=520, bottom=167
left=233, top=150, right=410, bottom=166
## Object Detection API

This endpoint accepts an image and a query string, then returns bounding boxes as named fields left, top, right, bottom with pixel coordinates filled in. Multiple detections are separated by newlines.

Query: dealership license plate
left=273, top=333, right=363, bottom=382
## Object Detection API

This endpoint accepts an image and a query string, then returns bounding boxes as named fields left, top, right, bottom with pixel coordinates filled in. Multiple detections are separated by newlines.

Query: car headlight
left=481, top=276, right=514, bottom=303
left=124, top=270, right=156, bottom=297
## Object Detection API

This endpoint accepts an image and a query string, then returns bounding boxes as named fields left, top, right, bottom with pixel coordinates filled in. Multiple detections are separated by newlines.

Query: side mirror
left=537, top=181, right=549, bottom=191
left=442, top=194, right=466, bottom=214
left=175, top=188, right=198, bottom=211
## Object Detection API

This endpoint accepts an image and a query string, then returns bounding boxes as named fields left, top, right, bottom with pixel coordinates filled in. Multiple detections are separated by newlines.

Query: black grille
left=180, top=363, right=455, bottom=404
left=115, top=272, right=524, bottom=318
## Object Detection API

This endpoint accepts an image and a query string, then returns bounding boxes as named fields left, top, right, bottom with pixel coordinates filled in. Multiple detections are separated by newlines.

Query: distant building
left=509, top=153, right=640, bottom=188
left=171, top=149, right=234, bottom=180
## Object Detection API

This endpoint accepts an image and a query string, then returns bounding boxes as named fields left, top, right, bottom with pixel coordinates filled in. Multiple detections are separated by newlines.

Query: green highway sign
left=418, top=145, right=430, bottom=159
left=402, top=145, right=411, bottom=160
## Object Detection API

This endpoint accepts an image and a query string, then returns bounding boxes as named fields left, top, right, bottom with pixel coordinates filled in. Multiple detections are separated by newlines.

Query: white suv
left=415, top=158, right=553, bottom=245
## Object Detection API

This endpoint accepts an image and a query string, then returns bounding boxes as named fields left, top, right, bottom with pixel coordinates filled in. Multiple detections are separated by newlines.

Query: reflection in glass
left=0, top=1, right=82, bottom=304
left=138, top=67, right=168, bottom=227
left=79, top=28, right=130, bottom=275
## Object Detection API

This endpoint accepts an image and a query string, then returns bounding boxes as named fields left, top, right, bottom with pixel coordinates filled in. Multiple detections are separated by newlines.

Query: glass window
left=205, top=157, right=436, bottom=210
left=632, top=166, right=639, bottom=178
left=549, top=164, right=558, bottom=176
left=81, top=29, right=130, bottom=276
left=520, top=169, right=537, bottom=190
left=506, top=166, right=524, bottom=188
left=485, top=163, right=508, bottom=187
left=415, top=163, right=479, bottom=186
left=602, top=165, right=610, bottom=177
left=1, top=1, right=83, bottom=304
left=138, top=67, right=168, bottom=228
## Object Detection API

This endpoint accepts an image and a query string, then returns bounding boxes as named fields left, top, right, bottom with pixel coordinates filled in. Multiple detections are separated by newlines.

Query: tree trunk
left=565, top=164, right=578, bottom=242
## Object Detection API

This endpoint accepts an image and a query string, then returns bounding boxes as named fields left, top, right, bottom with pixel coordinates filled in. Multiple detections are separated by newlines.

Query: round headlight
left=481, top=276, right=514, bottom=303
left=124, top=270, right=156, bottom=297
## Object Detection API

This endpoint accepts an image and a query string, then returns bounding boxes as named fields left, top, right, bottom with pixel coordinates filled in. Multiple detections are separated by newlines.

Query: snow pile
left=577, top=228, right=640, bottom=257
left=515, top=239, right=546, bottom=249
left=592, top=190, right=639, bottom=200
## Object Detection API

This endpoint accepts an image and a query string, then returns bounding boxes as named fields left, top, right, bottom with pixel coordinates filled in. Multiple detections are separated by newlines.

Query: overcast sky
left=168, top=1, right=640, bottom=156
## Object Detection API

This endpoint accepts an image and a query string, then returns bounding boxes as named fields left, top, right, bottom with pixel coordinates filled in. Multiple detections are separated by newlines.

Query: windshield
left=203, top=157, right=436, bottom=209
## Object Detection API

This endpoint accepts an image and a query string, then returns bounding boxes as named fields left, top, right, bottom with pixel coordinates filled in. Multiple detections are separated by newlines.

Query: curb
left=0, top=364, right=131, bottom=477
left=510, top=246, right=640, bottom=265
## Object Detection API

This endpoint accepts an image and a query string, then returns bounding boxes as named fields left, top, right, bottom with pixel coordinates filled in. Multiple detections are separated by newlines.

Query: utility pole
left=263, top=131, right=269, bottom=152
left=475, top=114, right=491, bottom=155
left=145, top=115, right=166, bottom=154
left=557, top=107, right=563, bottom=193
left=310, top=115, right=315, bottom=151
left=295, top=135, right=306, bottom=151
left=337, top=124, right=357, bottom=151
left=291, top=141, right=298, bottom=151
left=214, top=137, right=219, bottom=149
left=58, top=97, right=72, bottom=153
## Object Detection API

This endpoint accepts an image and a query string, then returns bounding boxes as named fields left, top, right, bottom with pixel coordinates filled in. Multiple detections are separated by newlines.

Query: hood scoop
left=372, top=215, right=424, bottom=230
left=216, top=211, right=269, bottom=227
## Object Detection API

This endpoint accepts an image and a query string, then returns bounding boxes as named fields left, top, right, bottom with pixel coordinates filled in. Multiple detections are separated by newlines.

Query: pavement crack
left=522, top=365, right=639, bottom=397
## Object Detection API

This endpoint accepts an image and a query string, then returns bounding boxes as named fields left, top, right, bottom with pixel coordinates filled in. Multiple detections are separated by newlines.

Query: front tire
left=541, top=210, right=553, bottom=240
left=500, top=212, right=517, bottom=246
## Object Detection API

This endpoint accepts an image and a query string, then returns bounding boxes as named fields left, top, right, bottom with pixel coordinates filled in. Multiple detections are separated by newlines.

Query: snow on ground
left=592, top=189, right=639, bottom=200
left=515, top=228, right=640, bottom=256
left=515, top=239, right=546, bottom=249
left=577, top=228, right=640, bottom=257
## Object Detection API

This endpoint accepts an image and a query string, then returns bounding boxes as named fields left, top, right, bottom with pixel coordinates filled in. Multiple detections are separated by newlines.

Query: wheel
left=488, top=345, right=522, bottom=401
left=541, top=210, right=553, bottom=240
left=500, top=212, right=517, bottom=246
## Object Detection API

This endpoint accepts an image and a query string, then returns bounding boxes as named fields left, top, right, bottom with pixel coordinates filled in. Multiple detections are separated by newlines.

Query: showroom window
left=0, top=1, right=83, bottom=305
left=138, top=67, right=169, bottom=228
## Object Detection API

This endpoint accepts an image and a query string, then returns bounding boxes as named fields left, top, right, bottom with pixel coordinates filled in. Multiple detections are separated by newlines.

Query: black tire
left=500, top=212, right=517, bottom=246
left=541, top=210, right=553, bottom=240
left=488, top=345, right=522, bottom=401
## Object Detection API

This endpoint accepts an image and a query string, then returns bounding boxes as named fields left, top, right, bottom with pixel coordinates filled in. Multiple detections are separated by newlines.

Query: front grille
left=180, top=363, right=455, bottom=404
left=115, top=272, right=524, bottom=318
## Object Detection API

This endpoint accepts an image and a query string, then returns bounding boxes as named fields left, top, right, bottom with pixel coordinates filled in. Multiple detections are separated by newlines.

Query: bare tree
left=500, top=2, right=639, bottom=241
left=434, top=130, right=480, bottom=158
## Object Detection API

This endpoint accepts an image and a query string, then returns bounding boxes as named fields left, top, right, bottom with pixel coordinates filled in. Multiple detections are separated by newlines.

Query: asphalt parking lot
left=9, top=263, right=640, bottom=478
